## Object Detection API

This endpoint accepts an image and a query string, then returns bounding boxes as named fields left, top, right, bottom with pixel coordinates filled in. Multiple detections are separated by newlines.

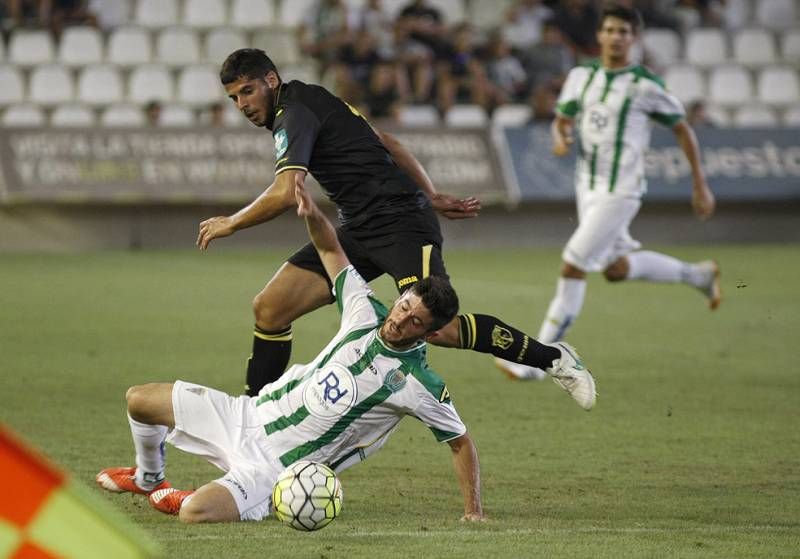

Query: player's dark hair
left=220, top=48, right=280, bottom=85
left=599, top=4, right=643, bottom=32
left=410, top=276, right=460, bottom=332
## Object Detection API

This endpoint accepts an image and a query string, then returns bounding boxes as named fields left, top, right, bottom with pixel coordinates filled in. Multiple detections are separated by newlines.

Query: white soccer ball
left=272, top=461, right=343, bottom=531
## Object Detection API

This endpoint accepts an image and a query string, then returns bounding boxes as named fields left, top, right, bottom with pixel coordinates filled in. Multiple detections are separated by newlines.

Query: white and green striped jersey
left=254, top=265, right=465, bottom=472
left=557, top=61, right=684, bottom=197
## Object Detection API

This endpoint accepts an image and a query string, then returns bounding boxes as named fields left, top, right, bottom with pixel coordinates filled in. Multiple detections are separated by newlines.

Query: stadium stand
left=100, top=103, right=146, bottom=127
left=2, top=104, right=46, bottom=126
left=492, top=104, right=533, bottom=128
left=159, top=103, right=196, bottom=126
left=444, top=104, right=489, bottom=127
left=733, top=104, right=779, bottom=127
left=0, top=0, right=798, bottom=129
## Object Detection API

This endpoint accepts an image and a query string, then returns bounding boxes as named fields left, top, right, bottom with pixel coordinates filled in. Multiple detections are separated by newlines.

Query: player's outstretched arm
left=374, top=128, right=481, bottom=220
left=447, top=433, right=484, bottom=522
left=196, top=170, right=304, bottom=250
left=294, top=179, right=349, bottom=281
left=672, top=120, right=715, bottom=220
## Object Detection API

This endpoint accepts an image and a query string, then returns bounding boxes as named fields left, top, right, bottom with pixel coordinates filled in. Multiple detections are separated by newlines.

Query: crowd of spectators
left=300, top=0, right=733, bottom=125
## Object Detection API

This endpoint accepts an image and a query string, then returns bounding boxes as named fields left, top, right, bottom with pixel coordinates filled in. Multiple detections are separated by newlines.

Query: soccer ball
left=272, top=461, right=343, bottom=531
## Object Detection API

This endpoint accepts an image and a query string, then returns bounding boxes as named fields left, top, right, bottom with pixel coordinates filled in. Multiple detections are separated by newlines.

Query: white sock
left=538, top=277, right=586, bottom=344
left=128, top=414, right=167, bottom=489
left=626, top=250, right=708, bottom=287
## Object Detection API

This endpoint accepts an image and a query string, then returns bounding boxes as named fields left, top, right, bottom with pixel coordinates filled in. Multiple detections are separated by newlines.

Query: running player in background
left=197, top=49, right=596, bottom=409
left=96, top=178, right=484, bottom=522
left=497, top=4, right=720, bottom=381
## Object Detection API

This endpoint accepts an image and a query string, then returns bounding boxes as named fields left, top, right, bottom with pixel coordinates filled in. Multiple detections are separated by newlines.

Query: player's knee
left=178, top=501, right=209, bottom=523
left=603, top=261, right=628, bottom=282
left=125, top=385, right=149, bottom=420
left=252, top=292, right=283, bottom=330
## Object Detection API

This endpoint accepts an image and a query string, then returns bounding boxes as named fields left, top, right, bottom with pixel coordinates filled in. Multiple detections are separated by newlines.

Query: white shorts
left=562, top=194, right=642, bottom=272
left=166, top=380, right=283, bottom=521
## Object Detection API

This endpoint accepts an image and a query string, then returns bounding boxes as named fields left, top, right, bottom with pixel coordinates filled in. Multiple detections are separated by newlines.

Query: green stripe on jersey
left=589, top=145, right=598, bottom=190
left=334, top=268, right=348, bottom=315
left=429, top=426, right=461, bottom=443
left=279, top=386, right=394, bottom=466
left=264, top=406, right=310, bottom=435
left=609, top=74, right=642, bottom=193
left=650, top=112, right=683, bottom=127
left=557, top=100, right=579, bottom=117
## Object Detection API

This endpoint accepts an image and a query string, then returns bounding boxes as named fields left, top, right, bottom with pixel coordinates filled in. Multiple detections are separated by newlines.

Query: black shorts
left=288, top=209, right=448, bottom=293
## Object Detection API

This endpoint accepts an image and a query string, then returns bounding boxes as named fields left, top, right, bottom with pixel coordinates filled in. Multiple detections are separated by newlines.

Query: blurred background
left=0, top=0, right=798, bottom=251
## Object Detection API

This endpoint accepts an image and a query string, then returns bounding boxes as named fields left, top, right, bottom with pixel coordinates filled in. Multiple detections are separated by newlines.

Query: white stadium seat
left=88, top=0, right=131, bottom=29
left=204, top=28, right=248, bottom=64
left=177, top=65, right=223, bottom=106
left=230, top=0, right=275, bottom=28
left=664, top=65, right=706, bottom=105
left=135, top=0, right=179, bottom=28
left=398, top=104, right=440, bottom=127
left=642, top=29, right=682, bottom=68
left=128, top=64, right=174, bottom=104
left=732, top=29, right=777, bottom=67
left=278, top=0, right=317, bottom=27
left=159, top=104, right=195, bottom=127
left=51, top=104, right=97, bottom=127
left=757, top=66, right=800, bottom=106
left=2, top=104, right=46, bottom=126
left=281, top=63, right=318, bottom=83
left=723, top=0, right=751, bottom=29
left=107, top=26, right=152, bottom=66
left=783, top=106, right=800, bottom=126
left=29, top=64, right=74, bottom=106
left=755, top=0, right=796, bottom=30
left=444, top=104, right=488, bottom=128
left=708, top=65, right=753, bottom=106
left=733, top=105, right=779, bottom=127
left=101, top=104, right=146, bottom=127
left=685, top=28, right=728, bottom=67
left=705, top=105, right=732, bottom=128
left=469, top=0, right=513, bottom=29
left=77, top=65, right=124, bottom=106
left=0, top=65, right=25, bottom=106
left=781, top=30, right=800, bottom=62
left=252, top=29, right=301, bottom=65
left=58, top=26, right=104, bottom=67
left=222, top=102, right=248, bottom=127
left=157, top=27, right=201, bottom=67
left=8, top=30, right=55, bottom=66
left=427, top=0, right=466, bottom=24
left=492, top=104, right=532, bottom=128
left=183, top=0, right=228, bottom=28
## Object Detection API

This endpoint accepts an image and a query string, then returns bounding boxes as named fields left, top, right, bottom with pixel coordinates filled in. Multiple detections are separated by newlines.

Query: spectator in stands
left=528, top=83, right=558, bottom=122
left=338, top=29, right=382, bottom=100
left=297, top=0, right=354, bottom=70
left=435, top=23, right=493, bottom=113
left=145, top=101, right=161, bottom=127
left=49, top=0, right=96, bottom=33
left=5, top=0, right=48, bottom=26
left=628, top=0, right=681, bottom=31
left=549, top=0, right=601, bottom=57
left=88, top=0, right=128, bottom=29
left=361, top=59, right=404, bottom=125
left=503, top=0, right=553, bottom=51
left=687, top=100, right=716, bottom=128
left=356, top=0, right=395, bottom=59
left=207, top=102, right=225, bottom=128
left=394, top=0, right=448, bottom=102
left=485, top=32, right=529, bottom=104
left=523, top=20, right=574, bottom=91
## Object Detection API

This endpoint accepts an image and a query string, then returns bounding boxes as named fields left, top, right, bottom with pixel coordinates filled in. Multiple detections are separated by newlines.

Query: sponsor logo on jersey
left=303, top=363, right=358, bottom=419
left=223, top=475, right=248, bottom=500
left=581, top=102, right=615, bottom=144
left=397, top=276, right=418, bottom=288
left=491, top=325, right=514, bottom=350
left=274, top=129, right=288, bottom=159
left=383, top=369, right=406, bottom=392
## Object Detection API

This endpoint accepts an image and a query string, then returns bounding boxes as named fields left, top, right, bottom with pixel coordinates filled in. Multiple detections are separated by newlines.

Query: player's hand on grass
left=431, top=193, right=481, bottom=220
left=692, top=182, right=715, bottom=221
left=197, top=216, right=236, bottom=250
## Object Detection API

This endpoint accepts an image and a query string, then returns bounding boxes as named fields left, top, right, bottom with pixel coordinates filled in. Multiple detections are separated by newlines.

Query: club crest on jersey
left=274, top=129, right=288, bottom=158
left=491, top=325, right=514, bottom=350
left=303, top=363, right=358, bottom=419
left=581, top=102, right=615, bottom=144
left=383, top=369, right=406, bottom=393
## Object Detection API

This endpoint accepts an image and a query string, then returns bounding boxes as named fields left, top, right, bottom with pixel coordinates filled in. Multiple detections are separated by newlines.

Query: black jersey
left=268, top=80, right=430, bottom=227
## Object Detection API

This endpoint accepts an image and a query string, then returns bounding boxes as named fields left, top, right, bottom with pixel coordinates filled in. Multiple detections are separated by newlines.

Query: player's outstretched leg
left=623, top=251, right=721, bottom=309
left=149, top=488, right=195, bottom=515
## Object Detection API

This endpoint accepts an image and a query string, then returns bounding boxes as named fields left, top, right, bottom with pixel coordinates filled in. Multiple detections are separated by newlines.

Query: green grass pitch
left=1, top=246, right=798, bottom=558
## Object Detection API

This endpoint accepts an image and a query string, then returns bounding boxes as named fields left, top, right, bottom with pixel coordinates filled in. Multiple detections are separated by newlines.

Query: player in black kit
left=197, top=49, right=596, bottom=410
